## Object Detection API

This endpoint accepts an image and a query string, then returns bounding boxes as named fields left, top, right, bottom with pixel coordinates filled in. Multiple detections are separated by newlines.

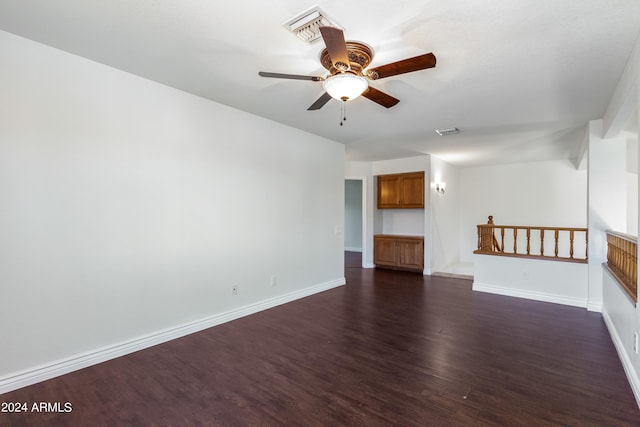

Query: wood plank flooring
left=1, top=253, right=639, bottom=426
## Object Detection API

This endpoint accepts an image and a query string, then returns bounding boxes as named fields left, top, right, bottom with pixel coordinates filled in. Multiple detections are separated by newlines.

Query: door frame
left=345, top=176, right=368, bottom=268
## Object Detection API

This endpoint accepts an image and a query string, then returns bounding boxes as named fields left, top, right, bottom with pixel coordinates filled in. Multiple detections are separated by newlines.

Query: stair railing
left=605, top=230, right=637, bottom=302
left=474, top=215, right=588, bottom=263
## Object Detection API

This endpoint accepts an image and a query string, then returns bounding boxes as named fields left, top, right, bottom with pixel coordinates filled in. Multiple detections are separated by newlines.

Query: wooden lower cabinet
left=374, top=235, right=424, bottom=272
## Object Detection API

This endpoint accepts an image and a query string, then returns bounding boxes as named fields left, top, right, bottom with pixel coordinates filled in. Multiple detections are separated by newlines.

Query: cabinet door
left=374, top=236, right=398, bottom=267
left=397, top=238, right=424, bottom=271
left=401, top=172, right=424, bottom=208
left=377, top=175, right=401, bottom=208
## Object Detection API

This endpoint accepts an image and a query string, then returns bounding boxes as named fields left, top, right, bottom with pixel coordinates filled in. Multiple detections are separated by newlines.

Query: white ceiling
left=0, top=0, right=639, bottom=166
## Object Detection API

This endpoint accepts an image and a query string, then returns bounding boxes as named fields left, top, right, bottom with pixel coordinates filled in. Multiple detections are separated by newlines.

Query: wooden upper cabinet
left=377, top=171, right=424, bottom=209
left=377, top=174, right=402, bottom=208
left=400, top=172, right=425, bottom=208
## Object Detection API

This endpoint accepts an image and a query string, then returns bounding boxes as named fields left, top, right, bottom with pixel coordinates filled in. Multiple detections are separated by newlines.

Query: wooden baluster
left=540, top=229, right=545, bottom=256
left=629, top=242, right=638, bottom=283
left=501, top=227, right=505, bottom=253
left=624, top=238, right=628, bottom=272
left=619, top=241, right=623, bottom=272
left=624, top=240, right=627, bottom=276
left=605, top=232, right=638, bottom=301
left=633, top=241, right=637, bottom=290
left=617, top=237, right=621, bottom=274
left=629, top=241, right=633, bottom=282
left=483, top=227, right=493, bottom=252
left=569, top=230, right=575, bottom=259
left=481, top=226, right=486, bottom=251
left=628, top=242, right=632, bottom=283
left=609, top=237, right=614, bottom=266
left=625, top=240, right=630, bottom=280
left=610, top=239, right=614, bottom=267
left=620, top=240, right=624, bottom=274
left=585, top=232, right=588, bottom=259
left=513, top=228, right=518, bottom=254
left=554, top=229, right=559, bottom=257
left=526, top=228, right=531, bottom=255
left=618, top=240, right=623, bottom=273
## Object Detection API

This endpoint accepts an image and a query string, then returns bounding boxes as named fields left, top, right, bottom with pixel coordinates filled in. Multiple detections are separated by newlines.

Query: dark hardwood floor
left=345, top=250, right=362, bottom=268
left=1, top=254, right=639, bottom=426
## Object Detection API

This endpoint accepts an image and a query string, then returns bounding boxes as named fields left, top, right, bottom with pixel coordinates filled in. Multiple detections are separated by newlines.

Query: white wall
left=467, top=159, right=592, bottom=309
left=344, top=180, right=363, bottom=251
left=603, top=270, right=640, bottom=405
left=474, top=255, right=589, bottom=307
left=627, top=128, right=638, bottom=235
left=0, top=31, right=345, bottom=389
left=628, top=173, right=638, bottom=235
left=588, top=120, right=627, bottom=312
left=460, top=159, right=588, bottom=263
left=599, top=31, right=640, bottom=407
left=430, top=156, right=461, bottom=272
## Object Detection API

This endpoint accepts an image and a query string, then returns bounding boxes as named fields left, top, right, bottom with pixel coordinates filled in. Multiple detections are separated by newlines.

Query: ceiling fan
left=258, top=26, right=436, bottom=111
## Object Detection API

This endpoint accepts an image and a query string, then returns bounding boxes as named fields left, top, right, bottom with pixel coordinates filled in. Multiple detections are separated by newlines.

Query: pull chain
left=340, top=98, right=347, bottom=126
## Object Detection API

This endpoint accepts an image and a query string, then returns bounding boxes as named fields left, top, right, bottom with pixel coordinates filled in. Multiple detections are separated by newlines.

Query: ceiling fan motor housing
left=320, top=41, right=374, bottom=77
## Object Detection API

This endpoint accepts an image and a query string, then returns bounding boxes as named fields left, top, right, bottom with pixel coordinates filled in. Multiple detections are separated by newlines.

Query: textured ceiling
left=0, top=0, right=639, bottom=166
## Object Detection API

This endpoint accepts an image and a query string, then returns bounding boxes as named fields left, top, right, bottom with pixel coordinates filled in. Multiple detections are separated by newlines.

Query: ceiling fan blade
left=362, top=87, right=400, bottom=108
left=307, top=92, right=333, bottom=110
left=259, top=71, right=323, bottom=81
left=319, top=26, right=350, bottom=70
left=367, top=53, right=436, bottom=80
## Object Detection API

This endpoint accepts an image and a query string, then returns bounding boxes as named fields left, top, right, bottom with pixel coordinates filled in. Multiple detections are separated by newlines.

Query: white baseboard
left=587, top=302, right=603, bottom=313
left=602, top=309, right=640, bottom=409
left=344, top=247, right=363, bottom=252
left=0, top=277, right=346, bottom=395
left=472, top=282, right=587, bottom=308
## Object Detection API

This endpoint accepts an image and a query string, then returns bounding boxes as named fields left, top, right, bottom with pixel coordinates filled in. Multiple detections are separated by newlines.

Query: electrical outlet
left=232, top=284, right=238, bottom=296
left=634, top=332, right=638, bottom=354
left=270, top=275, right=278, bottom=287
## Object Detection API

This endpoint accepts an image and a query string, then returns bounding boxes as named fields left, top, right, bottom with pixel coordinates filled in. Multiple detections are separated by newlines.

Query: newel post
left=477, top=215, right=495, bottom=252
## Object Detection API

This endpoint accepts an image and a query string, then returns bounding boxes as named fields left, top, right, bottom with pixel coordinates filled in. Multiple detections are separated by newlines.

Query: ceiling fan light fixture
left=322, top=74, right=368, bottom=101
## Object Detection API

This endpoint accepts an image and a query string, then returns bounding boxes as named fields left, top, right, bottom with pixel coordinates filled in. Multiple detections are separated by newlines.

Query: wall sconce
left=435, top=182, right=446, bottom=195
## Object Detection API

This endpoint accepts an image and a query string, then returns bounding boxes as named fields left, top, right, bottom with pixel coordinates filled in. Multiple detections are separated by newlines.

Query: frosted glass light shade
left=323, top=74, right=368, bottom=101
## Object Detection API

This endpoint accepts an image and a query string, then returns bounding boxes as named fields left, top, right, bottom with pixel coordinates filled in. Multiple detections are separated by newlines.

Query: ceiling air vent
left=282, top=6, right=342, bottom=43
left=435, top=127, right=460, bottom=136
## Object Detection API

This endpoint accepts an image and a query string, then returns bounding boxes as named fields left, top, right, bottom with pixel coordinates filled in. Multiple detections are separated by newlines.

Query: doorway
left=345, top=178, right=366, bottom=268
